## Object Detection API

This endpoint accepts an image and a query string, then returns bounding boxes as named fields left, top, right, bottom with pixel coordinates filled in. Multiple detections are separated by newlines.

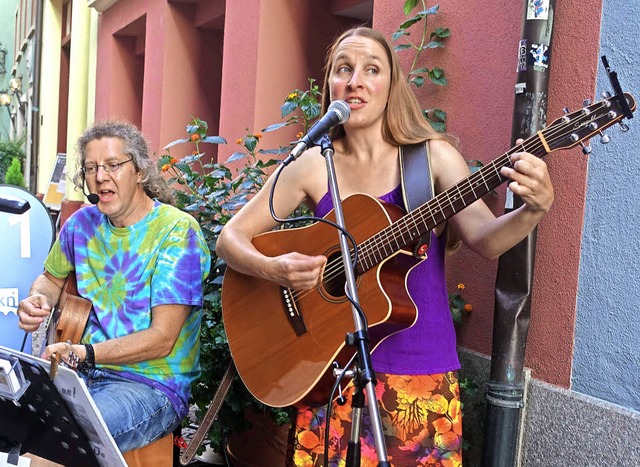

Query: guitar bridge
left=281, top=287, right=306, bottom=336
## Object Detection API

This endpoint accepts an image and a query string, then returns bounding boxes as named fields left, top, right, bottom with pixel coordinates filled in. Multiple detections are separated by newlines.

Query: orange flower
left=235, top=138, right=243, bottom=145
left=254, top=132, right=263, bottom=140
left=192, top=151, right=198, bottom=155
left=170, top=157, right=178, bottom=164
left=457, top=283, right=465, bottom=290
left=287, top=92, right=298, bottom=100
left=463, top=303, right=473, bottom=312
left=161, top=164, right=170, bottom=172
left=296, top=131, right=304, bottom=139
left=190, top=133, right=201, bottom=142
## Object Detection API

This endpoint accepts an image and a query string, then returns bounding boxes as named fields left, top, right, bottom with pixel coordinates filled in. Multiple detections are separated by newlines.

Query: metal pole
left=482, top=1, right=557, bottom=466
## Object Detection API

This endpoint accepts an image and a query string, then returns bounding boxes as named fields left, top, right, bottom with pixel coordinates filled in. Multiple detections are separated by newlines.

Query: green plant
left=392, top=0, right=450, bottom=131
left=4, top=156, right=25, bottom=187
left=158, top=82, right=320, bottom=451
left=449, top=282, right=472, bottom=323
left=0, top=136, right=26, bottom=180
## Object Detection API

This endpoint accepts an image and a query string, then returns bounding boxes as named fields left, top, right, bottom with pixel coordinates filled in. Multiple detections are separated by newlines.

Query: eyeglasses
left=82, top=158, right=133, bottom=175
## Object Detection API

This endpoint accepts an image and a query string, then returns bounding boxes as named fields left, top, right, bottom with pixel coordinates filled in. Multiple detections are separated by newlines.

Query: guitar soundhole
left=319, top=249, right=352, bottom=302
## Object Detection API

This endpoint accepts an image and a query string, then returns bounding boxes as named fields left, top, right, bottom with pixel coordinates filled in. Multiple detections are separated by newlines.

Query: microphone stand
left=319, top=134, right=390, bottom=467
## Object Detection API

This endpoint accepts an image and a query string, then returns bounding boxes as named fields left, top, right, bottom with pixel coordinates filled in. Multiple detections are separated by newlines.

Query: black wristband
left=79, top=343, right=95, bottom=370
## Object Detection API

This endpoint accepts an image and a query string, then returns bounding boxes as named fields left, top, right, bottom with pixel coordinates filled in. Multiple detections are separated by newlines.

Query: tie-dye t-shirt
left=44, top=201, right=211, bottom=419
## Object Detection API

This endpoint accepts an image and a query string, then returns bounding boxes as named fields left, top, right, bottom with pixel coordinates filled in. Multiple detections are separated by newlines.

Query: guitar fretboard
left=350, top=94, right=634, bottom=273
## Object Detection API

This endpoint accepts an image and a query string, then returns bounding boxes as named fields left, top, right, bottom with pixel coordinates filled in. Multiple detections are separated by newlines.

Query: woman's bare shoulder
left=282, top=146, right=328, bottom=202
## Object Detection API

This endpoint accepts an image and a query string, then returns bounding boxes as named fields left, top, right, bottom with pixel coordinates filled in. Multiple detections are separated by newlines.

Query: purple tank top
left=314, top=186, right=460, bottom=375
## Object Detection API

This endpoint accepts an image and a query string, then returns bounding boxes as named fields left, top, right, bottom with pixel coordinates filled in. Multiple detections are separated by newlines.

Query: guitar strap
left=399, top=141, right=434, bottom=259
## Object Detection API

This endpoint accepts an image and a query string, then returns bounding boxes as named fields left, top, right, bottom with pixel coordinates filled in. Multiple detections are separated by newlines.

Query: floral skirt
left=290, top=371, right=462, bottom=466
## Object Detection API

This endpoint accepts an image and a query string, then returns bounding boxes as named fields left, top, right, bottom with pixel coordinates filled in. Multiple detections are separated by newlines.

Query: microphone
left=284, top=100, right=351, bottom=165
left=81, top=174, right=100, bottom=204
left=82, top=185, right=99, bottom=205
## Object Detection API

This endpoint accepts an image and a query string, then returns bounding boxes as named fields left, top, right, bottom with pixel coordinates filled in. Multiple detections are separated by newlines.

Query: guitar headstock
left=543, top=92, right=636, bottom=154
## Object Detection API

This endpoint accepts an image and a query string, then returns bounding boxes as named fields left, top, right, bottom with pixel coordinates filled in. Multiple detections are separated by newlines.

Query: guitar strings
left=288, top=100, right=615, bottom=304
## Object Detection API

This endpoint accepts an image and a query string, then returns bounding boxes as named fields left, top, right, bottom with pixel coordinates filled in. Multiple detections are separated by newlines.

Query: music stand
left=0, top=345, right=126, bottom=466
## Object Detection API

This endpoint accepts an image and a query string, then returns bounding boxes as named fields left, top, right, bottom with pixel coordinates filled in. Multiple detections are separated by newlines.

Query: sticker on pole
left=529, top=43, right=550, bottom=72
left=527, top=0, right=549, bottom=20
left=517, top=39, right=528, bottom=72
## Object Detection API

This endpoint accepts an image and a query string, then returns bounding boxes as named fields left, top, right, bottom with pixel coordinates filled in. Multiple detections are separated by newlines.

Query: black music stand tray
left=0, top=346, right=125, bottom=466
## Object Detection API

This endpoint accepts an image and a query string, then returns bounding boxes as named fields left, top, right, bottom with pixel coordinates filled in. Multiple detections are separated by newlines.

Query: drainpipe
left=29, top=0, right=44, bottom=193
left=481, top=1, right=557, bottom=466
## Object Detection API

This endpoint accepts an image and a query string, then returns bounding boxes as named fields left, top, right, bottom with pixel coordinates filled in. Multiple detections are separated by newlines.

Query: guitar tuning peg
left=619, top=122, right=630, bottom=132
left=580, top=142, right=592, bottom=154
left=599, top=131, right=610, bottom=144
left=602, top=91, right=612, bottom=99
left=563, top=107, right=570, bottom=114
left=583, top=99, right=592, bottom=106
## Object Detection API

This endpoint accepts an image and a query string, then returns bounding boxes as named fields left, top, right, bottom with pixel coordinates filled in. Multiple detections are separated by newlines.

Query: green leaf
left=431, top=68, right=444, bottom=78
left=450, top=307, right=462, bottom=323
left=392, top=30, right=410, bottom=41
left=409, top=67, right=430, bottom=75
left=259, top=147, right=291, bottom=155
left=419, top=5, right=440, bottom=16
left=189, top=117, right=209, bottom=132
left=262, top=122, right=288, bottom=133
left=425, top=40, right=445, bottom=49
left=433, top=108, right=447, bottom=121
left=227, top=152, right=247, bottom=163
left=244, top=136, right=258, bottom=153
left=403, top=0, right=419, bottom=16
left=202, top=136, right=227, bottom=144
left=428, top=119, right=446, bottom=133
left=430, top=75, right=448, bottom=86
left=281, top=100, right=298, bottom=118
left=300, top=101, right=321, bottom=120
left=163, top=138, right=189, bottom=150
left=432, top=27, right=451, bottom=39
left=399, top=16, right=422, bottom=30
left=394, top=44, right=412, bottom=52
left=409, top=76, right=425, bottom=88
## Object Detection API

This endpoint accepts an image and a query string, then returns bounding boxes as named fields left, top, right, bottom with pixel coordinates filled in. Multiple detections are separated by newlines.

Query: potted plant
left=159, top=81, right=321, bottom=459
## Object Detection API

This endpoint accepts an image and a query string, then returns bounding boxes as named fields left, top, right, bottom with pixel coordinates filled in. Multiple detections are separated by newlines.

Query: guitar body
left=47, top=275, right=92, bottom=345
left=222, top=194, right=421, bottom=407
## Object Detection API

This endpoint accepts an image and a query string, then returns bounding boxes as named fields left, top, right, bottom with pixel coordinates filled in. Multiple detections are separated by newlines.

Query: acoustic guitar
left=222, top=92, right=636, bottom=408
left=44, top=274, right=92, bottom=357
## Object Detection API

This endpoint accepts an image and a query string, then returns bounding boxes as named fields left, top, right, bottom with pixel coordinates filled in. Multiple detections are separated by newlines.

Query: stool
left=123, top=433, right=173, bottom=467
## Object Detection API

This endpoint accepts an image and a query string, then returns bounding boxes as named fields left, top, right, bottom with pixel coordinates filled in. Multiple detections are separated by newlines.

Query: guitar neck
left=355, top=143, right=532, bottom=273
left=353, top=93, right=635, bottom=273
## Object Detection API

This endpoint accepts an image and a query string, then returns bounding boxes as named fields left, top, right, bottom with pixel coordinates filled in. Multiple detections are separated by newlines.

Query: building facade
left=3, top=0, right=638, bottom=465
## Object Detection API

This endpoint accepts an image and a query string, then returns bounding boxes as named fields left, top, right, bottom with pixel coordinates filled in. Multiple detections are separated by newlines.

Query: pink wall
left=375, top=0, right=602, bottom=388
left=96, top=1, right=223, bottom=155
left=218, top=0, right=354, bottom=162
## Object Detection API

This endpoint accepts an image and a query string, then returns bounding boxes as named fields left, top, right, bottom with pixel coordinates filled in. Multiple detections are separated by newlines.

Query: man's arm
left=41, top=304, right=192, bottom=365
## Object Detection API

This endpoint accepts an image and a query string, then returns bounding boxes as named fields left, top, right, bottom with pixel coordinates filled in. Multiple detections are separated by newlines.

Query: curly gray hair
left=71, top=120, right=175, bottom=205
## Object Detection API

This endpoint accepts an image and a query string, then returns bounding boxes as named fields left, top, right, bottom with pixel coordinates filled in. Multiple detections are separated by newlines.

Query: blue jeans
left=80, top=368, right=180, bottom=453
